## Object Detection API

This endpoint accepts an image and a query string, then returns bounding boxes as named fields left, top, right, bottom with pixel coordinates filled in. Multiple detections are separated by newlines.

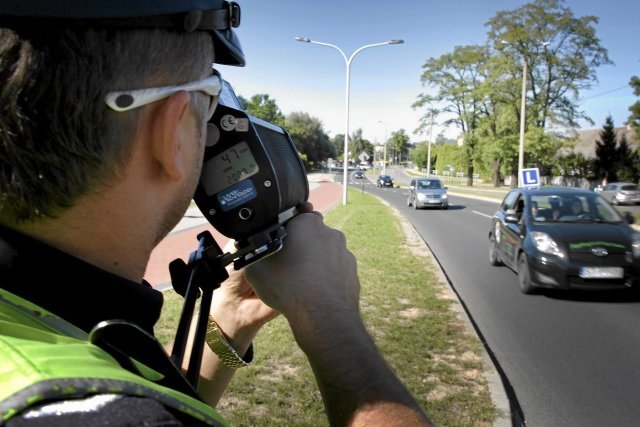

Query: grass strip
left=156, top=188, right=497, bottom=426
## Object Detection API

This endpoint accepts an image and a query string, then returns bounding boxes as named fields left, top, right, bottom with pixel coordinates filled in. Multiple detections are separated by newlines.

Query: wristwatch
left=205, top=318, right=253, bottom=369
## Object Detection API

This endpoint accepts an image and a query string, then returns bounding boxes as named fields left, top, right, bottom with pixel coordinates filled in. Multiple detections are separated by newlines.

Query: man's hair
left=0, top=25, right=213, bottom=223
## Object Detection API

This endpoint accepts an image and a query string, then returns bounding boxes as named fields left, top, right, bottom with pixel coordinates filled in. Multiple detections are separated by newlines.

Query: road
left=349, top=168, right=640, bottom=427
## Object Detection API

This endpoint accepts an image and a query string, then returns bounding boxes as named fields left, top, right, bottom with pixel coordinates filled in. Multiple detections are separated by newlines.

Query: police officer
left=0, top=1, right=430, bottom=426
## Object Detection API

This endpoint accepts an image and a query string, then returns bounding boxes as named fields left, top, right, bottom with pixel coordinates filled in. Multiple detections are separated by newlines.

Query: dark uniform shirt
left=0, top=225, right=207, bottom=426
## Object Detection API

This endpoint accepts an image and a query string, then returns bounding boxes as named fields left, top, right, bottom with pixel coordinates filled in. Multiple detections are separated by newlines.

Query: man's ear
left=149, top=91, right=193, bottom=181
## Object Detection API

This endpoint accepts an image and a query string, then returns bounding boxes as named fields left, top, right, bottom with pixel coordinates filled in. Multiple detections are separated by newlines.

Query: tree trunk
left=491, top=159, right=501, bottom=187
left=467, top=163, right=474, bottom=186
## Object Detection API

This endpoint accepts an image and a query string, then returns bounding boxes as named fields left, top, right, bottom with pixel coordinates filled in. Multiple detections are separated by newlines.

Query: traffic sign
left=520, top=168, right=540, bottom=187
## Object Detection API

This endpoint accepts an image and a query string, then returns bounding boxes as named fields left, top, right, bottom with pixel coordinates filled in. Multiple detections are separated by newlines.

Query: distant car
left=488, top=186, right=640, bottom=294
left=376, top=175, right=393, bottom=188
left=598, top=182, right=640, bottom=205
left=407, top=177, right=448, bottom=209
left=354, top=170, right=364, bottom=179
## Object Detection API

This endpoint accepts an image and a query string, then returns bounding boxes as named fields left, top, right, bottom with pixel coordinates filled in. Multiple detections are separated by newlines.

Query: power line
left=578, top=84, right=629, bottom=104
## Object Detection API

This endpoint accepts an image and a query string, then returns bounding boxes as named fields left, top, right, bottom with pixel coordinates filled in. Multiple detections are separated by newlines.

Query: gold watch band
left=205, top=318, right=252, bottom=369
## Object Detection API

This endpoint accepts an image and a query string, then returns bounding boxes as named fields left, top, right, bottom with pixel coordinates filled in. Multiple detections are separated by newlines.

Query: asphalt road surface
left=348, top=168, right=640, bottom=427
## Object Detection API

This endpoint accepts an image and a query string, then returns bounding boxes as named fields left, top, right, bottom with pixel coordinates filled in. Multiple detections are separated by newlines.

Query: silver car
left=407, top=178, right=448, bottom=209
left=599, top=182, right=640, bottom=205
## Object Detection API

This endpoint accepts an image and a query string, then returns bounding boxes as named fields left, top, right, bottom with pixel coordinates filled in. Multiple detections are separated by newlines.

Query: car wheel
left=517, top=253, right=536, bottom=294
left=489, top=237, right=502, bottom=266
left=413, top=200, right=419, bottom=210
left=441, top=204, right=448, bottom=210
left=407, top=196, right=412, bottom=207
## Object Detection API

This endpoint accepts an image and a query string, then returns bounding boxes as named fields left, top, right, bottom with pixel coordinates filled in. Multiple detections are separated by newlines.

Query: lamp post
left=295, top=36, right=404, bottom=205
left=502, top=40, right=549, bottom=186
left=517, top=58, right=527, bottom=186
left=427, top=110, right=434, bottom=177
left=377, top=120, right=388, bottom=175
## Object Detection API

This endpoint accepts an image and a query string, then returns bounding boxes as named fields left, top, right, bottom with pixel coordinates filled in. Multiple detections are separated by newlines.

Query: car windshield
left=417, top=180, right=442, bottom=189
left=529, top=193, right=623, bottom=223
left=380, top=175, right=391, bottom=180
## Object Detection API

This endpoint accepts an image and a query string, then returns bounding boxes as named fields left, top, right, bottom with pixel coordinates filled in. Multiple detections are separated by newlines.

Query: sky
left=218, top=0, right=639, bottom=145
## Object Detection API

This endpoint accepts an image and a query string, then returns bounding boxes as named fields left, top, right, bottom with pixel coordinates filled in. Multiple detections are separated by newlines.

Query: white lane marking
left=473, top=210, right=493, bottom=219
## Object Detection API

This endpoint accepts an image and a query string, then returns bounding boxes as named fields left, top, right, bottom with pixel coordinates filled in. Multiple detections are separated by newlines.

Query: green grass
left=157, top=189, right=497, bottom=426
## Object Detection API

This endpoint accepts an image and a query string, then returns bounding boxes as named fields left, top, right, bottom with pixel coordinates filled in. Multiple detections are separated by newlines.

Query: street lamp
left=377, top=120, right=388, bottom=175
left=295, top=36, right=404, bottom=205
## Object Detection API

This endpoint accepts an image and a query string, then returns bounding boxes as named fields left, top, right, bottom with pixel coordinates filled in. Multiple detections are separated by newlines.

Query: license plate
left=579, top=267, right=624, bottom=279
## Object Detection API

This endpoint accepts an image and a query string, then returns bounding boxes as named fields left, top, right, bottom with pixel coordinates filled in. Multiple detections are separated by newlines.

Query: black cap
left=0, top=0, right=245, bottom=66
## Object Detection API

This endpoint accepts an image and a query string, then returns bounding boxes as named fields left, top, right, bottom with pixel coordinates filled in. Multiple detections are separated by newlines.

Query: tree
left=487, top=0, right=611, bottom=130
left=347, top=128, right=373, bottom=165
left=284, top=112, right=334, bottom=169
left=627, top=76, right=640, bottom=139
left=616, top=133, right=640, bottom=183
left=410, top=143, right=430, bottom=170
left=414, top=44, right=489, bottom=185
left=413, top=0, right=612, bottom=187
left=593, top=116, right=619, bottom=183
left=330, top=134, right=344, bottom=162
left=243, top=94, right=285, bottom=128
left=388, top=129, right=410, bottom=164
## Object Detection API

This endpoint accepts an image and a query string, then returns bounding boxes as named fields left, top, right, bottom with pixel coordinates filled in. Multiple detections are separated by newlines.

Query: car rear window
left=621, top=184, right=638, bottom=191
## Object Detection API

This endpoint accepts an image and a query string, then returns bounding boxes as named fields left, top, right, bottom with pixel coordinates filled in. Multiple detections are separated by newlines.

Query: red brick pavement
left=143, top=181, right=342, bottom=287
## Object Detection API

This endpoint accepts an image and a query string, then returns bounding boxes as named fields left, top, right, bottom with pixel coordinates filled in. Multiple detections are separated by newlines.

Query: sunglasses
left=105, top=69, right=222, bottom=121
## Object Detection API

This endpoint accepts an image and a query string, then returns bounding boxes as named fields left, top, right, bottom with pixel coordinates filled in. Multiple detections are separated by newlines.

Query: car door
left=501, top=193, right=526, bottom=267
left=494, top=190, right=519, bottom=268
left=410, top=179, right=416, bottom=203
left=493, top=190, right=520, bottom=267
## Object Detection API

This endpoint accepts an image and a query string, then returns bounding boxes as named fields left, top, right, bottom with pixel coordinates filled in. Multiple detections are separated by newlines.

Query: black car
left=354, top=171, right=364, bottom=179
left=376, top=175, right=393, bottom=188
left=488, top=186, right=640, bottom=294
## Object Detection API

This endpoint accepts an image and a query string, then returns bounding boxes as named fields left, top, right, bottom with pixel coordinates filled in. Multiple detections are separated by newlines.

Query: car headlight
left=531, top=231, right=565, bottom=259
left=632, top=233, right=640, bottom=258
left=441, top=193, right=448, bottom=199
left=417, top=193, right=427, bottom=200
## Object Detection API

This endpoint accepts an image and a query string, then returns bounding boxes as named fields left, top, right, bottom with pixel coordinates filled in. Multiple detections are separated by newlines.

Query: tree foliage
left=592, top=115, right=639, bottom=184
left=414, top=45, right=488, bottom=184
left=347, top=128, right=374, bottom=164
left=410, top=143, right=430, bottom=170
left=388, top=129, right=410, bottom=164
left=243, top=94, right=285, bottom=128
left=414, top=0, right=612, bottom=186
left=628, top=76, right=640, bottom=138
left=285, top=112, right=334, bottom=168
left=593, top=116, right=619, bottom=182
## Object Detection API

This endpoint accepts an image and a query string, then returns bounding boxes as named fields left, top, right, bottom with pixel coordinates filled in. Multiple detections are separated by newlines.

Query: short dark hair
left=0, top=26, right=213, bottom=223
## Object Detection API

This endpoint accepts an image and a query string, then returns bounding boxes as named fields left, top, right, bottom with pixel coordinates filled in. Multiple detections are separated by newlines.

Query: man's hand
left=209, top=266, right=279, bottom=346
left=243, top=202, right=431, bottom=426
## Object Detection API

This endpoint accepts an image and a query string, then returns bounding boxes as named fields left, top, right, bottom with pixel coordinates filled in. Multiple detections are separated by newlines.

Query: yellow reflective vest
left=0, top=288, right=226, bottom=426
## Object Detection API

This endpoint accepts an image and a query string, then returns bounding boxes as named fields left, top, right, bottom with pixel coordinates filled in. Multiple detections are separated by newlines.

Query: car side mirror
left=444, top=186, right=448, bottom=190
left=623, top=211, right=635, bottom=224
left=504, top=208, right=519, bottom=224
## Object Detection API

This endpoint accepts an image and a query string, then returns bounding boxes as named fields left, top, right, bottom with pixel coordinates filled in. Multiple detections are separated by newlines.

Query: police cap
left=0, top=0, right=245, bottom=66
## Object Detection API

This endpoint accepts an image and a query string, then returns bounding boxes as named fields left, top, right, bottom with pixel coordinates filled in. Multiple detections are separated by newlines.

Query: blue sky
left=218, top=0, right=639, bottom=144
